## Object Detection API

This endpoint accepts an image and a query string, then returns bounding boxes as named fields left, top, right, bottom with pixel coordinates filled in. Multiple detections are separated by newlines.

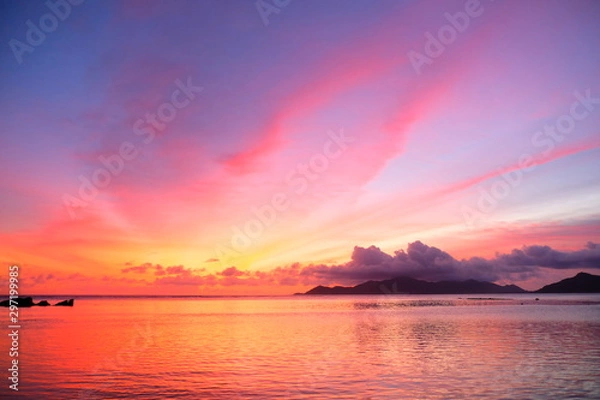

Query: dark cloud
left=7, top=242, right=598, bottom=291
left=495, top=242, right=600, bottom=270
left=115, top=241, right=600, bottom=288
left=297, top=241, right=600, bottom=285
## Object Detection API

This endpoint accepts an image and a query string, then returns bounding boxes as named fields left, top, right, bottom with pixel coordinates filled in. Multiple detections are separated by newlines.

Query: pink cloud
left=106, top=240, right=600, bottom=292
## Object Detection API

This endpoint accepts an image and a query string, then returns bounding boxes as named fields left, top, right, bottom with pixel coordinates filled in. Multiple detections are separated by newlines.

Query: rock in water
left=54, top=299, right=74, bottom=307
left=0, top=297, right=35, bottom=307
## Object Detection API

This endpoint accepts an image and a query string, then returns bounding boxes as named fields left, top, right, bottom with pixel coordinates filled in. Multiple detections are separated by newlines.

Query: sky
left=0, top=0, right=599, bottom=295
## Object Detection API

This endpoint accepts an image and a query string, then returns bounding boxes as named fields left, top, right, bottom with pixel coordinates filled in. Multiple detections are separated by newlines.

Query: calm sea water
left=2, top=294, right=600, bottom=399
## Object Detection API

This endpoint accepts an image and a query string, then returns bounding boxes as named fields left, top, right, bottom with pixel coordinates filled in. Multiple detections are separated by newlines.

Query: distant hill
left=303, top=276, right=526, bottom=295
left=536, top=272, right=600, bottom=293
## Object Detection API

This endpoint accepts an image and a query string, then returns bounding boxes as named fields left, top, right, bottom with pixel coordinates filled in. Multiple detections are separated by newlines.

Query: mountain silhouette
left=536, top=272, right=600, bottom=293
left=304, top=276, right=526, bottom=295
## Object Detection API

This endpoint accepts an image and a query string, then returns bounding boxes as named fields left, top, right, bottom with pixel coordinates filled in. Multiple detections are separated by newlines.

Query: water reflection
left=1, top=296, right=598, bottom=399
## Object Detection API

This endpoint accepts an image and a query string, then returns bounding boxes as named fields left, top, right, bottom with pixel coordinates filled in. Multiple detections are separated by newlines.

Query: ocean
left=2, top=294, right=599, bottom=399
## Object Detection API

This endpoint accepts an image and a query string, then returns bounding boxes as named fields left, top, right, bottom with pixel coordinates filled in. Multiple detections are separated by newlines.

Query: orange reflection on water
left=1, top=296, right=599, bottom=399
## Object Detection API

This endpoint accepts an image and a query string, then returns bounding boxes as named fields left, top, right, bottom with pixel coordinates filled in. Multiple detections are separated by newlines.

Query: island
left=301, top=272, right=600, bottom=295
left=303, top=276, right=526, bottom=295
left=536, top=272, right=600, bottom=293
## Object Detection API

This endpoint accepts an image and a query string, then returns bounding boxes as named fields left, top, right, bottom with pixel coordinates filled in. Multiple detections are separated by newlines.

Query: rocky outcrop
left=54, top=299, right=74, bottom=306
left=0, top=297, right=75, bottom=307
left=0, top=297, right=35, bottom=307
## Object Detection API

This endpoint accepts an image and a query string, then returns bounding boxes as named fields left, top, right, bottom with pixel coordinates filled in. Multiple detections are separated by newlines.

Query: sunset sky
left=1, top=0, right=599, bottom=295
